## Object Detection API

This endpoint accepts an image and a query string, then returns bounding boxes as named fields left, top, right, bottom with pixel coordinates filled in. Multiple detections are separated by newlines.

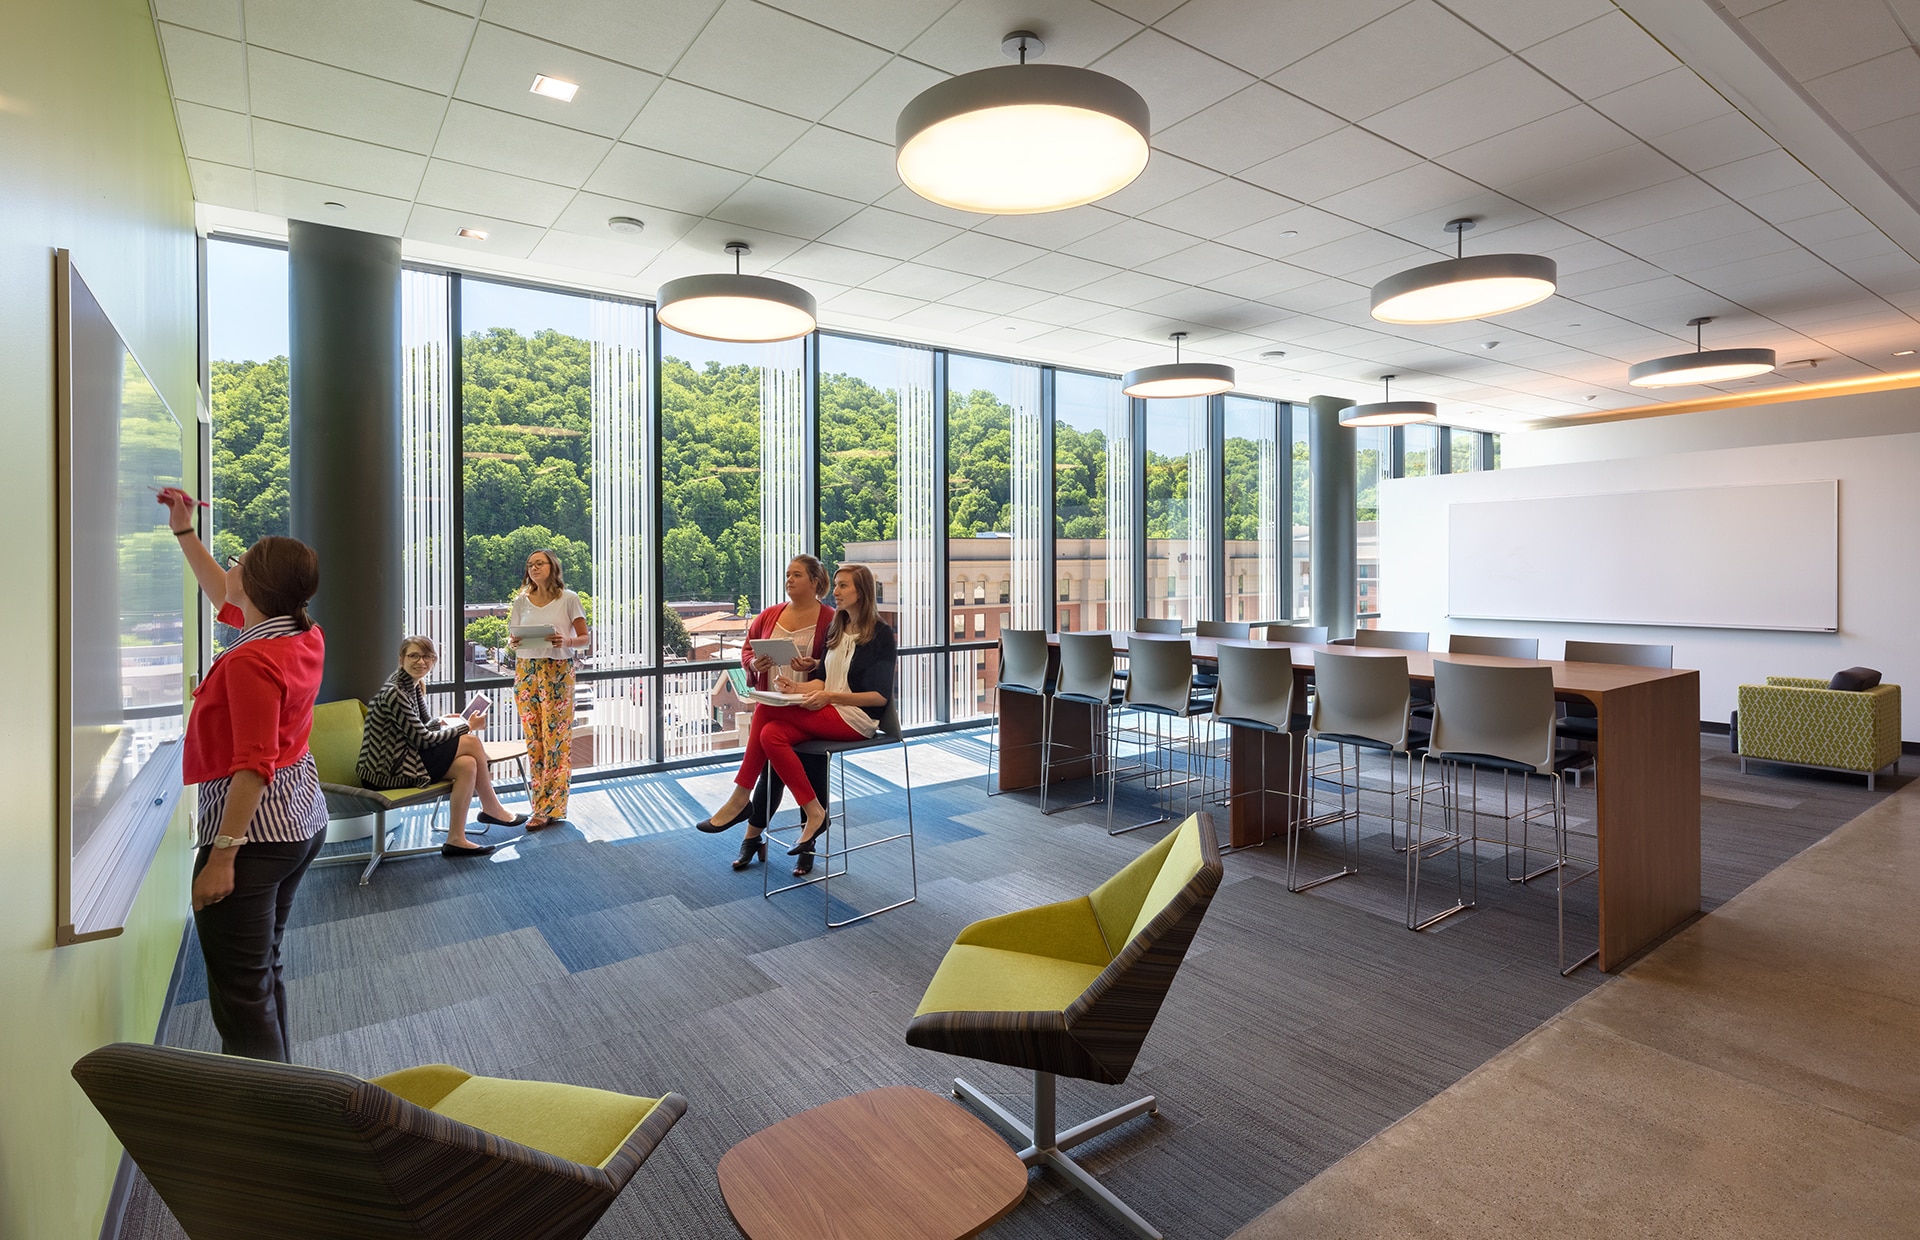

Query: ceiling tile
left=1805, top=49, right=1920, bottom=134
left=673, top=0, right=890, bottom=120
left=1158, top=0, right=1403, bottom=78
left=549, top=191, right=703, bottom=247
left=1855, top=112, right=1920, bottom=177
left=479, top=0, right=722, bottom=75
left=251, top=118, right=428, bottom=198
left=1742, top=179, right=1854, bottom=224
left=756, top=0, right=952, bottom=51
left=711, top=178, right=866, bottom=238
left=1137, top=241, right=1263, bottom=283
left=254, top=173, right=415, bottom=232
left=892, top=301, right=995, bottom=334
left=1431, top=0, right=1612, bottom=52
left=1364, top=57, right=1579, bottom=156
left=175, top=101, right=251, bottom=166
left=862, top=262, right=980, bottom=300
left=1270, top=1, right=1506, bottom=121
left=824, top=287, right=926, bottom=320
left=1139, top=177, right=1292, bottom=236
left=1317, top=162, right=1486, bottom=229
left=1218, top=206, right=1366, bottom=259
left=1695, top=148, right=1815, bottom=200
left=241, top=0, right=476, bottom=94
left=998, top=252, right=1124, bottom=294
left=435, top=100, right=616, bottom=185
left=416, top=159, right=576, bottom=227
left=1024, top=325, right=1113, bottom=354
left=1285, top=230, right=1431, bottom=278
left=1090, top=27, right=1254, bottom=129
left=1519, top=10, right=1680, bottom=100
left=1262, top=276, right=1367, bottom=313
left=870, top=184, right=990, bottom=227
left=404, top=203, right=546, bottom=258
left=583, top=142, right=749, bottom=214
left=914, top=231, right=1050, bottom=278
left=773, top=241, right=899, bottom=284
left=158, top=23, right=248, bottom=111
left=903, top=0, right=1141, bottom=73
left=451, top=22, right=660, bottom=139
left=819, top=56, right=947, bottom=143
left=1136, top=285, right=1269, bottom=329
left=188, top=158, right=256, bottom=210
left=759, top=126, right=901, bottom=203
left=1094, top=152, right=1224, bottom=218
left=1195, top=259, right=1322, bottom=301
left=1019, top=294, right=1111, bottom=327
left=1586, top=66, right=1732, bottom=140
left=1738, top=0, right=1906, bottom=81
left=1775, top=206, right=1877, bottom=246
left=662, top=219, right=809, bottom=273
left=1238, top=125, right=1423, bottom=202
left=155, top=0, right=242, bottom=38
left=1061, top=217, right=1195, bottom=266
left=974, top=205, right=1127, bottom=249
left=622, top=81, right=810, bottom=175
left=246, top=47, right=447, bottom=154
left=1074, top=268, right=1187, bottom=304
left=941, top=279, right=1052, bottom=313
left=1502, top=143, right=1684, bottom=215
left=1440, top=106, right=1634, bottom=187
left=1646, top=111, right=1778, bottom=173
left=527, top=229, right=659, bottom=277
left=1152, top=83, right=1343, bottom=174
left=817, top=206, right=962, bottom=259
left=1561, top=176, right=1728, bottom=237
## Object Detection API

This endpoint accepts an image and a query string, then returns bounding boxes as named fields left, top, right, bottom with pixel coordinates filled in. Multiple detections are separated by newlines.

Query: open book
left=745, top=688, right=807, bottom=706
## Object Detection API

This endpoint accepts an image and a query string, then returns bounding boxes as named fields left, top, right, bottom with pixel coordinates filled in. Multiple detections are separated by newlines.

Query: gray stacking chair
left=1558, top=641, right=1673, bottom=784
left=1133, top=616, right=1183, bottom=634
left=1212, top=643, right=1301, bottom=854
left=1109, top=636, right=1211, bottom=836
left=1424, top=660, right=1597, bottom=974
left=763, top=702, right=916, bottom=928
left=985, top=629, right=1053, bottom=797
left=1355, top=628, right=1429, bottom=651
left=1449, top=634, right=1540, bottom=659
left=1190, top=620, right=1247, bottom=694
left=1043, top=633, right=1125, bottom=816
left=1303, top=652, right=1428, bottom=899
left=1265, top=624, right=1328, bottom=644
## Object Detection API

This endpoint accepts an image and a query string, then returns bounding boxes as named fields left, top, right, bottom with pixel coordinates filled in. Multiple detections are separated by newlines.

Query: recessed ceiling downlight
left=1339, top=375, right=1437, bottom=428
left=530, top=74, right=580, bottom=102
left=1123, top=332, right=1234, bottom=399
left=1371, top=218, right=1557, bottom=325
left=656, top=241, right=816, bottom=343
left=1628, top=317, right=1776, bottom=387
left=607, top=215, right=646, bottom=235
left=895, top=31, right=1150, bottom=215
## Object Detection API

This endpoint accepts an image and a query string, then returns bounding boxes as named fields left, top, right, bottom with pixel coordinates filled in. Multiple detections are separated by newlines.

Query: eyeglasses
left=222, top=555, right=242, bottom=570
left=404, top=652, right=437, bottom=662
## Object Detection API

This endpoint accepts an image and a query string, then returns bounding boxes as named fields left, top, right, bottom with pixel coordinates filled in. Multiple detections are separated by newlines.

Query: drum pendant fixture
left=1123, top=331, right=1235, bottom=399
left=1628, top=316, right=1776, bottom=387
left=1339, top=375, right=1437, bottom=427
left=1371, top=218, right=1557, bottom=325
left=895, top=31, right=1151, bottom=215
left=656, top=242, right=817, bottom=343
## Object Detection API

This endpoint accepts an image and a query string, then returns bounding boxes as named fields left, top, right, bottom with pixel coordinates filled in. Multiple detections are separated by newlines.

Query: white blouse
left=824, top=630, right=878, bottom=738
left=510, top=589, right=586, bottom=661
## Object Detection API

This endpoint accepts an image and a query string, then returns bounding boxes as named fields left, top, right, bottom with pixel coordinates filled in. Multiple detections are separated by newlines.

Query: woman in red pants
left=694, top=564, right=895, bottom=877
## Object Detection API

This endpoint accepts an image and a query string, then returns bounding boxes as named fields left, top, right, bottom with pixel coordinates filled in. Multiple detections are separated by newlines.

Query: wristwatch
left=212, top=834, right=248, bottom=849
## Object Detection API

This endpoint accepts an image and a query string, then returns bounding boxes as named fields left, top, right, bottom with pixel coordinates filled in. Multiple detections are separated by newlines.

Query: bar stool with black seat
left=762, top=702, right=916, bottom=928
left=1042, top=632, right=1126, bottom=815
left=1212, top=642, right=1303, bottom=853
left=1108, top=636, right=1212, bottom=836
left=1557, top=640, right=1674, bottom=785
left=984, top=628, right=1053, bottom=798
left=1449, top=633, right=1539, bottom=659
left=1299, top=651, right=1423, bottom=894
left=1422, top=659, right=1598, bottom=973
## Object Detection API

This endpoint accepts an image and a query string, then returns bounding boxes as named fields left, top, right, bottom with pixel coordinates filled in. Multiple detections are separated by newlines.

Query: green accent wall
left=0, top=0, right=199, bottom=1235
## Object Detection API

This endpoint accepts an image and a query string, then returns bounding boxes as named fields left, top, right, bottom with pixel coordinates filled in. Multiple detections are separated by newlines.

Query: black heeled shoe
left=786, top=817, right=828, bottom=856
left=698, top=802, right=753, bottom=834
left=732, top=832, right=767, bottom=871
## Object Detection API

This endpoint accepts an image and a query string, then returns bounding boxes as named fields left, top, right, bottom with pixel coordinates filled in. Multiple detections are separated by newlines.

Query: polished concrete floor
left=1231, top=775, right=1920, bottom=1240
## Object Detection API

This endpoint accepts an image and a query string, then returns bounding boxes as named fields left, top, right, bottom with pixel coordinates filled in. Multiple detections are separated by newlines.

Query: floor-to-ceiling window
left=1144, top=397, right=1211, bottom=625
left=1452, top=428, right=1488, bottom=472
left=947, top=354, right=1043, bottom=719
left=819, top=333, right=940, bottom=725
left=1223, top=395, right=1281, bottom=623
left=1291, top=407, right=1311, bottom=620
left=1402, top=423, right=1439, bottom=478
left=1053, top=370, right=1131, bottom=634
left=1354, top=425, right=1388, bottom=628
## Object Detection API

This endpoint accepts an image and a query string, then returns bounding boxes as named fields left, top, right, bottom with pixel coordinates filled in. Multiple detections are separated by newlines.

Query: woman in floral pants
left=508, top=549, right=588, bottom=827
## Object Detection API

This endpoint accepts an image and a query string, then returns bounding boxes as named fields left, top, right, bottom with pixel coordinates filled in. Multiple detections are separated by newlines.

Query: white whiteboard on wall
left=1448, top=480, right=1838, bottom=631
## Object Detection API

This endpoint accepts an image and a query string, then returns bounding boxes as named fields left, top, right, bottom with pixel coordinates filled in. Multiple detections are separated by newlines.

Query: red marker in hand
left=156, top=486, right=210, bottom=509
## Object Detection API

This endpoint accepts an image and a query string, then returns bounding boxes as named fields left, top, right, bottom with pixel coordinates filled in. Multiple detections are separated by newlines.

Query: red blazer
left=742, top=601, right=834, bottom=690
left=183, top=603, right=327, bottom=785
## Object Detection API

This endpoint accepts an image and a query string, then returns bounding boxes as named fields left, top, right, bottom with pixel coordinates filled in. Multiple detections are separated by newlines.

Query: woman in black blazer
left=695, top=564, right=895, bottom=876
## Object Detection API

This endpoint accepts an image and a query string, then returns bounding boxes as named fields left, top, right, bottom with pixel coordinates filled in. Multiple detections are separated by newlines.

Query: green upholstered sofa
left=1736, top=677, right=1901, bottom=789
left=72, top=1042, right=685, bottom=1240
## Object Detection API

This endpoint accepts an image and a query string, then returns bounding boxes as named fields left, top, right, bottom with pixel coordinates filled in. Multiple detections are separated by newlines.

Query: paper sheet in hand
left=746, top=688, right=806, bottom=706
left=746, top=637, right=801, bottom=667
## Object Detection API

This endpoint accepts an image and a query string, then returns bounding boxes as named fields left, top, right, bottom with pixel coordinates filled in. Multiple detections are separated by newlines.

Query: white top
left=825, top=630, right=877, bottom=738
left=510, top=589, right=586, bottom=661
left=769, top=611, right=817, bottom=678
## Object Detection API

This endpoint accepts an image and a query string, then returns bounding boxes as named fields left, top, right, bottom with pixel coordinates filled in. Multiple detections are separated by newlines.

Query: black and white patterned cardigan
left=356, top=669, right=467, bottom=789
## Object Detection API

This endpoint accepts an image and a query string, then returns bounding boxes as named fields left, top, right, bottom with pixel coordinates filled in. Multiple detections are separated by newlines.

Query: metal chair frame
left=983, top=629, right=1053, bottom=799
left=1107, top=637, right=1212, bottom=836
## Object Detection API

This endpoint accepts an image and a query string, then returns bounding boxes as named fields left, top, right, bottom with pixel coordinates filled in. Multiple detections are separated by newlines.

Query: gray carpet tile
left=119, top=732, right=1902, bottom=1240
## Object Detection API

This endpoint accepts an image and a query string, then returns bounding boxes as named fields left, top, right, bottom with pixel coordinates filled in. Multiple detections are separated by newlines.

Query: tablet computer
left=508, top=624, right=557, bottom=639
left=463, top=693, right=489, bottom=717
left=747, top=637, right=801, bottom=666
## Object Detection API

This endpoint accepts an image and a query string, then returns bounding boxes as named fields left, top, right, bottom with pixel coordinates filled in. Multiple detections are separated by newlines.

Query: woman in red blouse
left=161, top=489, right=325, bottom=1063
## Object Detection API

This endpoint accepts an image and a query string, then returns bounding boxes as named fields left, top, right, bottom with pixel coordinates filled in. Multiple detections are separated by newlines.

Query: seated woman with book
left=694, top=564, right=895, bottom=877
left=357, top=636, right=528, bottom=857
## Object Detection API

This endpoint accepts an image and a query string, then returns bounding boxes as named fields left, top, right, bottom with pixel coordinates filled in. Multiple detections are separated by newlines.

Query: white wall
left=1381, top=397, right=1920, bottom=738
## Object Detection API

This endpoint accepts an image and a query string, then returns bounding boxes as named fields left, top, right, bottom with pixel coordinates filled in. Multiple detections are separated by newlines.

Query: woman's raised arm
left=159, top=489, right=227, bottom=610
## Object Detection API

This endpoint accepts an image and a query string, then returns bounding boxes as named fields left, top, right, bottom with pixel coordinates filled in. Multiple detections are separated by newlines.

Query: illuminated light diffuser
left=530, top=74, right=580, bottom=102
left=1123, top=331, right=1234, bottom=399
left=896, top=32, right=1149, bottom=215
left=1628, top=316, right=1776, bottom=388
left=1371, top=218, right=1557, bottom=325
left=656, top=241, right=816, bottom=344
left=1340, top=375, right=1437, bottom=428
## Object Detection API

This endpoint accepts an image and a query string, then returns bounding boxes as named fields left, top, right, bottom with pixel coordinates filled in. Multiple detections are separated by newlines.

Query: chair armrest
left=953, top=896, right=1111, bottom=967
left=1765, top=676, right=1828, bottom=689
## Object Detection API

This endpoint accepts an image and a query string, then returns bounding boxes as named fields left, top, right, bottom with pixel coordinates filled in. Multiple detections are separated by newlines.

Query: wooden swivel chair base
left=907, top=813, right=1223, bottom=1240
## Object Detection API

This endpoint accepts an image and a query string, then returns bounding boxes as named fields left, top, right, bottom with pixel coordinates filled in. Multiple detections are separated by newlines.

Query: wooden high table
left=997, top=634, right=1701, bottom=972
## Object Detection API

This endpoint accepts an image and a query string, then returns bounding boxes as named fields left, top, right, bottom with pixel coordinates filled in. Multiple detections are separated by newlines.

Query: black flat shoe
left=697, top=803, right=753, bottom=834
left=477, top=811, right=529, bottom=827
left=442, top=841, right=496, bottom=858
left=731, top=833, right=768, bottom=871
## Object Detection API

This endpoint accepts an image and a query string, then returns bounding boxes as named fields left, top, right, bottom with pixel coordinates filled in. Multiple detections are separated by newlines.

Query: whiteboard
left=1447, top=480, right=1838, bottom=632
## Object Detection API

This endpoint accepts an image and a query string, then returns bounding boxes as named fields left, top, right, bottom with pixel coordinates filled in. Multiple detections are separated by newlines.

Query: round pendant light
left=896, top=31, right=1150, bottom=215
left=1371, top=218, right=1557, bottom=325
left=1123, top=332, right=1235, bottom=399
left=656, top=242, right=817, bottom=343
left=1340, top=375, right=1438, bottom=427
left=1628, top=316, right=1776, bottom=387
